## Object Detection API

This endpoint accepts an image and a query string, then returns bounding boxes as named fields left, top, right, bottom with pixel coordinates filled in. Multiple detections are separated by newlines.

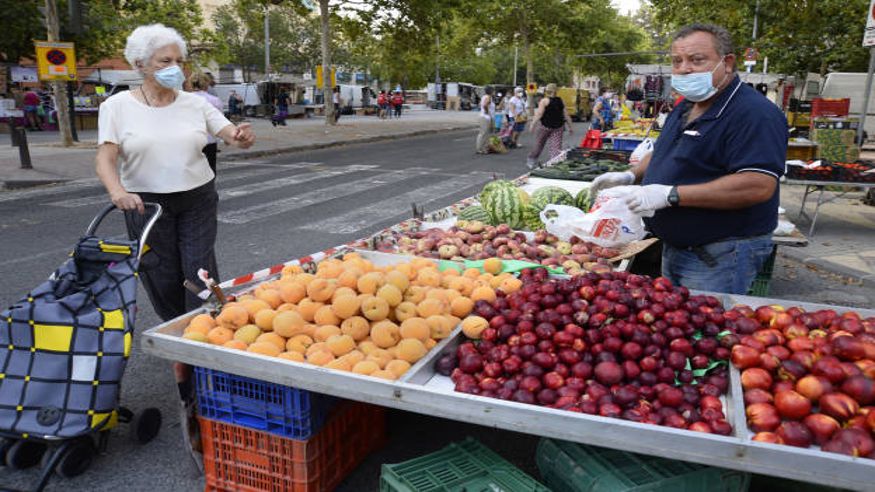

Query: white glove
left=589, top=171, right=636, bottom=200
left=615, top=184, right=673, bottom=215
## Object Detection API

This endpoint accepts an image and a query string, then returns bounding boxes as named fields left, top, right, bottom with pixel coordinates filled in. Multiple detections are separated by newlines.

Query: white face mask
left=671, top=58, right=727, bottom=102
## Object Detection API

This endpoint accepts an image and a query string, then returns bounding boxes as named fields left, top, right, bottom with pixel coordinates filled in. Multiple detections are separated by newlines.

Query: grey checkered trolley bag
left=0, top=204, right=162, bottom=491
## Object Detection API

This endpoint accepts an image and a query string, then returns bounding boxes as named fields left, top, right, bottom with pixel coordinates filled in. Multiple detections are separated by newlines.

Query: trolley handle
left=86, top=203, right=163, bottom=260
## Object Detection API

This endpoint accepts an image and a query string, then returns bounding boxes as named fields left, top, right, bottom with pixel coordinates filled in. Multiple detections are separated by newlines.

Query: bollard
left=15, top=128, right=32, bottom=170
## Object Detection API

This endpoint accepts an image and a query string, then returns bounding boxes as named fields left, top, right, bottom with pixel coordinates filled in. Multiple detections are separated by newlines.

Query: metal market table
left=785, top=179, right=875, bottom=237
left=142, top=250, right=875, bottom=491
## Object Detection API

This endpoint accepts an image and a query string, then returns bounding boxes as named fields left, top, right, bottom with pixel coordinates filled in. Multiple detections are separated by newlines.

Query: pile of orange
left=183, top=253, right=522, bottom=380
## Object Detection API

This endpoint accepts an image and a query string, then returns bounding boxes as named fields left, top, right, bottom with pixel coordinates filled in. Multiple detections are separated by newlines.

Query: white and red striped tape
left=197, top=169, right=539, bottom=302
left=604, top=133, right=646, bottom=139
left=197, top=245, right=347, bottom=300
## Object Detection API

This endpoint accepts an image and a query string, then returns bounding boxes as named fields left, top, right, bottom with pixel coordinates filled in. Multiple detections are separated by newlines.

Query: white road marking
left=219, top=168, right=433, bottom=224
left=300, top=172, right=492, bottom=234
left=43, top=162, right=338, bottom=208
left=0, top=179, right=101, bottom=203
left=219, top=164, right=378, bottom=199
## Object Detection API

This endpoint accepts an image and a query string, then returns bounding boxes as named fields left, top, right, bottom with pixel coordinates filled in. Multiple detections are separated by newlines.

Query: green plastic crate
left=750, top=474, right=848, bottom=492
left=380, top=437, right=549, bottom=492
left=536, top=438, right=750, bottom=492
left=748, top=245, right=777, bottom=297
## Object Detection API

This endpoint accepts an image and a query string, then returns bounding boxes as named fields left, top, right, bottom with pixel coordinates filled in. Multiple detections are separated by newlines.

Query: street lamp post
left=264, top=5, right=270, bottom=76
left=435, top=34, right=442, bottom=109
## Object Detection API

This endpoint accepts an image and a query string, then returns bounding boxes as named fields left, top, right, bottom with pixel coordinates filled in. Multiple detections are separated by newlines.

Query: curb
left=780, top=246, right=875, bottom=286
left=0, top=124, right=477, bottom=190
left=222, top=124, right=477, bottom=161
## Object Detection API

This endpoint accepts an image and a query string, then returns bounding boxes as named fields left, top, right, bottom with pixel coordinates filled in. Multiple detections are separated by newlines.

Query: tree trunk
left=522, top=23, right=534, bottom=115
left=319, top=0, right=335, bottom=126
left=45, top=0, right=73, bottom=147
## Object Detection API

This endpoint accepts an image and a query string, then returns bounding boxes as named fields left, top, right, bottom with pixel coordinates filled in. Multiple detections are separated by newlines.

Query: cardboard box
left=811, top=117, right=860, bottom=130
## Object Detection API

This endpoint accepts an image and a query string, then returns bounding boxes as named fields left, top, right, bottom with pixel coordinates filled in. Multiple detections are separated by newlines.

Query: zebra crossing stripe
left=43, top=163, right=333, bottom=208
left=300, top=173, right=492, bottom=235
left=219, top=164, right=378, bottom=199
left=218, top=168, right=433, bottom=224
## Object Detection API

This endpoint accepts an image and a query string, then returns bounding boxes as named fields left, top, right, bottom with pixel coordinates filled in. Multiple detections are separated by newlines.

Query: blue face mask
left=153, top=65, right=184, bottom=90
left=671, top=59, right=726, bottom=102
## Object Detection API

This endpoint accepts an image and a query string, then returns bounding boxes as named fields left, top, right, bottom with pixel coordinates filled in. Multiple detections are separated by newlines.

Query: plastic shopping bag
left=540, top=190, right=647, bottom=248
left=629, top=137, right=654, bottom=167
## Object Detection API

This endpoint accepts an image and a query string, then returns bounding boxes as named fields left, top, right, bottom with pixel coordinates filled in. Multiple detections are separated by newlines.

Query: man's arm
left=630, top=152, right=652, bottom=182
left=676, top=172, right=776, bottom=209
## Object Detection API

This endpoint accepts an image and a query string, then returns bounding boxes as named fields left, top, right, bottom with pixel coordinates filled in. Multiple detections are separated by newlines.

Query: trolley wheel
left=0, top=437, right=13, bottom=464
left=5, top=439, right=47, bottom=470
left=43, top=436, right=97, bottom=478
left=131, top=407, right=162, bottom=444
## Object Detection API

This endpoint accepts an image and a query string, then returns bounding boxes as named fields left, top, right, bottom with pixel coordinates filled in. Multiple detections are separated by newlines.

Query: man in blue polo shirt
left=590, top=23, right=787, bottom=294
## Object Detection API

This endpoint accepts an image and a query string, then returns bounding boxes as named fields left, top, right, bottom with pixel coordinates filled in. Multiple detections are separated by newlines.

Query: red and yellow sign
left=34, top=41, right=77, bottom=81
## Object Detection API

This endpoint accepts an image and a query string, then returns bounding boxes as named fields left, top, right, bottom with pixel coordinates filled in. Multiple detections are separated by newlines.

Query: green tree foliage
left=0, top=0, right=221, bottom=65
left=0, top=1, right=43, bottom=63
left=211, top=0, right=320, bottom=81
left=648, top=0, right=871, bottom=76
left=348, top=0, right=649, bottom=89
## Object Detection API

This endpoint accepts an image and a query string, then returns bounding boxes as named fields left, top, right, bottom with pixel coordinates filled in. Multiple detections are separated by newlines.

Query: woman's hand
left=110, top=190, right=144, bottom=214
left=232, top=122, right=255, bottom=149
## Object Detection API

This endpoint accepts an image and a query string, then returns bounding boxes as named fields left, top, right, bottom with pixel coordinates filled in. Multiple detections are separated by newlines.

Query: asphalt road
left=0, top=127, right=873, bottom=491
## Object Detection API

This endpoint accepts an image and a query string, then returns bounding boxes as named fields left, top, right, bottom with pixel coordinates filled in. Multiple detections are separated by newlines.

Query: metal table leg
left=797, top=185, right=815, bottom=222
left=808, top=186, right=826, bottom=237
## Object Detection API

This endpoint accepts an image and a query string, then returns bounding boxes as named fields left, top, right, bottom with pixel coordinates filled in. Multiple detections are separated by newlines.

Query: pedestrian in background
left=273, top=88, right=290, bottom=127
left=332, top=86, right=342, bottom=122
left=377, top=90, right=388, bottom=119
left=23, top=88, right=42, bottom=131
left=95, top=23, right=255, bottom=321
left=475, top=86, right=495, bottom=154
left=527, top=83, right=572, bottom=168
left=392, top=91, right=404, bottom=118
left=228, top=89, right=242, bottom=120
left=508, top=87, right=527, bottom=148
left=188, top=72, right=224, bottom=173
left=592, top=87, right=616, bottom=131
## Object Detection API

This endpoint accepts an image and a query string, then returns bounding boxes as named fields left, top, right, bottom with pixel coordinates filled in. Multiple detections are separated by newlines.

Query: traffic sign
left=526, top=82, right=537, bottom=94
left=864, top=0, right=875, bottom=47
left=743, top=47, right=758, bottom=61
left=34, top=41, right=77, bottom=81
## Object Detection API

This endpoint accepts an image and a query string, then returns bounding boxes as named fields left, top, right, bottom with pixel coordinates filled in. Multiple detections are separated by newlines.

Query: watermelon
left=575, top=188, right=591, bottom=211
left=516, top=188, right=531, bottom=205
left=523, top=204, right=543, bottom=231
left=458, top=205, right=492, bottom=224
left=479, top=179, right=516, bottom=204
left=531, top=186, right=574, bottom=209
left=483, top=186, right=526, bottom=229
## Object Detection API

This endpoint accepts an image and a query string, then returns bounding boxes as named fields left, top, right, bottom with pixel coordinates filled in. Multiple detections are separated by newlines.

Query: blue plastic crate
left=194, top=367, right=338, bottom=439
left=612, top=138, right=643, bottom=151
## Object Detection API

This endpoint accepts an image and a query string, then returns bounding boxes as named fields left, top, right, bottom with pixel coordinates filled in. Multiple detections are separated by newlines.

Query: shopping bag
left=0, top=235, right=140, bottom=438
left=540, top=190, right=646, bottom=248
left=629, top=137, right=655, bottom=167
left=580, top=129, right=603, bottom=149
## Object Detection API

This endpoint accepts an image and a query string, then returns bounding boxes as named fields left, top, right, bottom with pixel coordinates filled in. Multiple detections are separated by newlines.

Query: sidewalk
left=0, top=108, right=479, bottom=189
left=778, top=179, right=875, bottom=286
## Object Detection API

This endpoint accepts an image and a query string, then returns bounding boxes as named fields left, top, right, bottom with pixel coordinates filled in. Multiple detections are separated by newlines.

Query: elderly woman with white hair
left=95, top=24, right=255, bottom=321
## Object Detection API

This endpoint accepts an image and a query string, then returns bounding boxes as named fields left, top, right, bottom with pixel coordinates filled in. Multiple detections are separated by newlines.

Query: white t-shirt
left=97, top=90, right=231, bottom=193
left=508, top=96, right=525, bottom=118
left=479, top=95, right=494, bottom=120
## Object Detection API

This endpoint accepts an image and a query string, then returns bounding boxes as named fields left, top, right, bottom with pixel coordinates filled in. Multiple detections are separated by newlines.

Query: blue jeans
left=661, top=235, right=774, bottom=294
